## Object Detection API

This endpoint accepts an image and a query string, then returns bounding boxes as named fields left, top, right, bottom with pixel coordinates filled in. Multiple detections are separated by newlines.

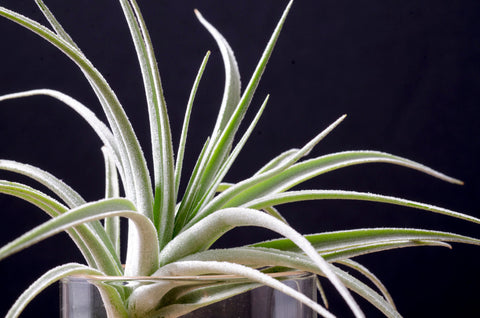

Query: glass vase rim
left=63, top=269, right=314, bottom=283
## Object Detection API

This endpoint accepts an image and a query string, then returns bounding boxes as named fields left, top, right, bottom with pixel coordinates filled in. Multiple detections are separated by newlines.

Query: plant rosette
left=0, top=1, right=479, bottom=318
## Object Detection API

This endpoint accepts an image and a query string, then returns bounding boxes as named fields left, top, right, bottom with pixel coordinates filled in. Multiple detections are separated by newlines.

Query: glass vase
left=60, top=271, right=317, bottom=318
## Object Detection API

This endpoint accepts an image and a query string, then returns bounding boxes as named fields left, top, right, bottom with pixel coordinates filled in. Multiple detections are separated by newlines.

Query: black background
left=0, top=0, right=479, bottom=317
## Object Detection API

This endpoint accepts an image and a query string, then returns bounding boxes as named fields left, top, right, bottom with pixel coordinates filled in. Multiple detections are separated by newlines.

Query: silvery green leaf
left=191, top=114, right=348, bottom=225
left=174, top=51, right=211, bottom=196
left=194, top=10, right=241, bottom=137
left=337, top=259, right=396, bottom=309
left=0, top=5, right=154, bottom=221
left=135, top=260, right=335, bottom=318
left=6, top=263, right=127, bottom=318
left=252, top=227, right=480, bottom=253
left=175, top=0, right=295, bottom=233
left=0, top=158, right=85, bottom=208
left=160, top=207, right=363, bottom=317
left=118, top=0, right=175, bottom=248
left=0, top=89, right=121, bottom=179
left=180, top=248, right=402, bottom=318
left=244, top=189, right=480, bottom=225
left=0, top=197, right=158, bottom=276
left=211, top=150, right=463, bottom=211
left=188, top=95, right=270, bottom=217
left=102, top=147, right=121, bottom=258
left=0, top=180, right=122, bottom=274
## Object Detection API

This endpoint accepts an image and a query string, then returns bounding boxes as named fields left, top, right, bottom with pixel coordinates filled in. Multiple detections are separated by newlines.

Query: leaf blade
left=5, top=263, right=128, bottom=318
left=0, top=197, right=159, bottom=276
left=0, top=5, right=154, bottom=221
left=118, top=0, right=175, bottom=248
left=212, top=150, right=464, bottom=211
left=180, top=247, right=402, bottom=318
left=252, top=227, right=480, bottom=252
left=160, top=207, right=364, bottom=317
left=244, top=189, right=480, bottom=225
left=176, top=0, right=295, bottom=233
left=140, top=260, right=335, bottom=318
left=0, top=180, right=122, bottom=274
left=174, top=51, right=211, bottom=196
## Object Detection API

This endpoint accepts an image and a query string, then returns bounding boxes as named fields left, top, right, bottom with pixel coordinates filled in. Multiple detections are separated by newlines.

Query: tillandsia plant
left=0, top=0, right=479, bottom=317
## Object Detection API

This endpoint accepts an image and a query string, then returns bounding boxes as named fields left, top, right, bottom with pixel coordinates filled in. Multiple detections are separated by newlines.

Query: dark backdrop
left=0, top=0, right=479, bottom=317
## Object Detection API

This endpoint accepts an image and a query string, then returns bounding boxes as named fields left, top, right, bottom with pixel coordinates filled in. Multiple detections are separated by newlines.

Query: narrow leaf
left=194, top=9, right=241, bottom=137
left=174, top=51, right=211, bottom=195
left=336, top=259, right=396, bottom=309
left=0, top=159, right=85, bottom=208
left=176, top=0, right=295, bottom=232
left=141, top=261, right=335, bottom=318
left=252, top=227, right=480, bottom=252
left=0, top=180, right=122, bottom=274
left=182, top=248, right=401, bottom=318
left=190, top=115, right=349, bottom=224
left=216, top=150, right=464, bottom=210
left=244, top=189, right=480, bottom=225
left=0, top=89, right=121, bottom=178
left=188, top=95, right=270, bottom=219
left=143, top=281, right=260, bottom=318
left=160, top=207, right=364, bottom=317
left=118, top=0, right=175, bottom=249
left=102, top=147, right=121, bottom=258
left=0, top=198, right=159, bottom=276
left=0, top=5, right=154, bottom=220
left=5, top=263, right=128, bottom=318
left=254, top=148, right=300, bottom=176
left=34, top=0, right=82, bottom=52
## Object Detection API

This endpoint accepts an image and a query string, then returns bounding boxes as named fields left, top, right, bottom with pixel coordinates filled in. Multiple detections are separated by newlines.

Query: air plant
left=0, top=0, right=478, bottom=317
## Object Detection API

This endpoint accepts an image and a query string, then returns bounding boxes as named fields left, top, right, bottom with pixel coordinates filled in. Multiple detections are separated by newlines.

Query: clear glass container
left=61, top=271, right=317, bottom=318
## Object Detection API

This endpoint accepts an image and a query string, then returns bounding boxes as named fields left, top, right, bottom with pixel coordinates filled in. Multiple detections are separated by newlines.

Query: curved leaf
left=5, top=263, right=128, bottom=318
left=0, top=180, right=122, bottom=274
left=0, top=158, right=85, bottom=208
left=174, top=51, right=211, bottom=196
left=134, top=260, right=334, bottom=318
left=176, top=0, right=295, bottom=233
left=34, top=0, right=82, bottom=52
left=185, top=95, right=270, bottom=221
left=0, top=89, right=121, bottom=178
left=142, top=281, right=260, bottom=318
left=0, top=5, right=153, bottom=221
left=336, top=259, right=396, bottom=310
left=222, top=150, right=463, bottom=209
left=160, top=207, right=364, bottom=317
left=118, top=0, right=175, bottom=249
left=333, top=265, right=402, bottom=318
left=172, top=7, right=244, bottom=227
left=194, top=10, right=241, bottom=137
left=181, top=249, right=400, bottom=318
left=323, top=239, right=453, bottom=262
left=0, top=198, right=158, bottom=276
left=102, top=147, right=121, bottom=258
left=244, top=189, right=480, bottom=225
left=189, top=114, right=348, bottom=226
left=257, top=227, right=480, bottom=251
